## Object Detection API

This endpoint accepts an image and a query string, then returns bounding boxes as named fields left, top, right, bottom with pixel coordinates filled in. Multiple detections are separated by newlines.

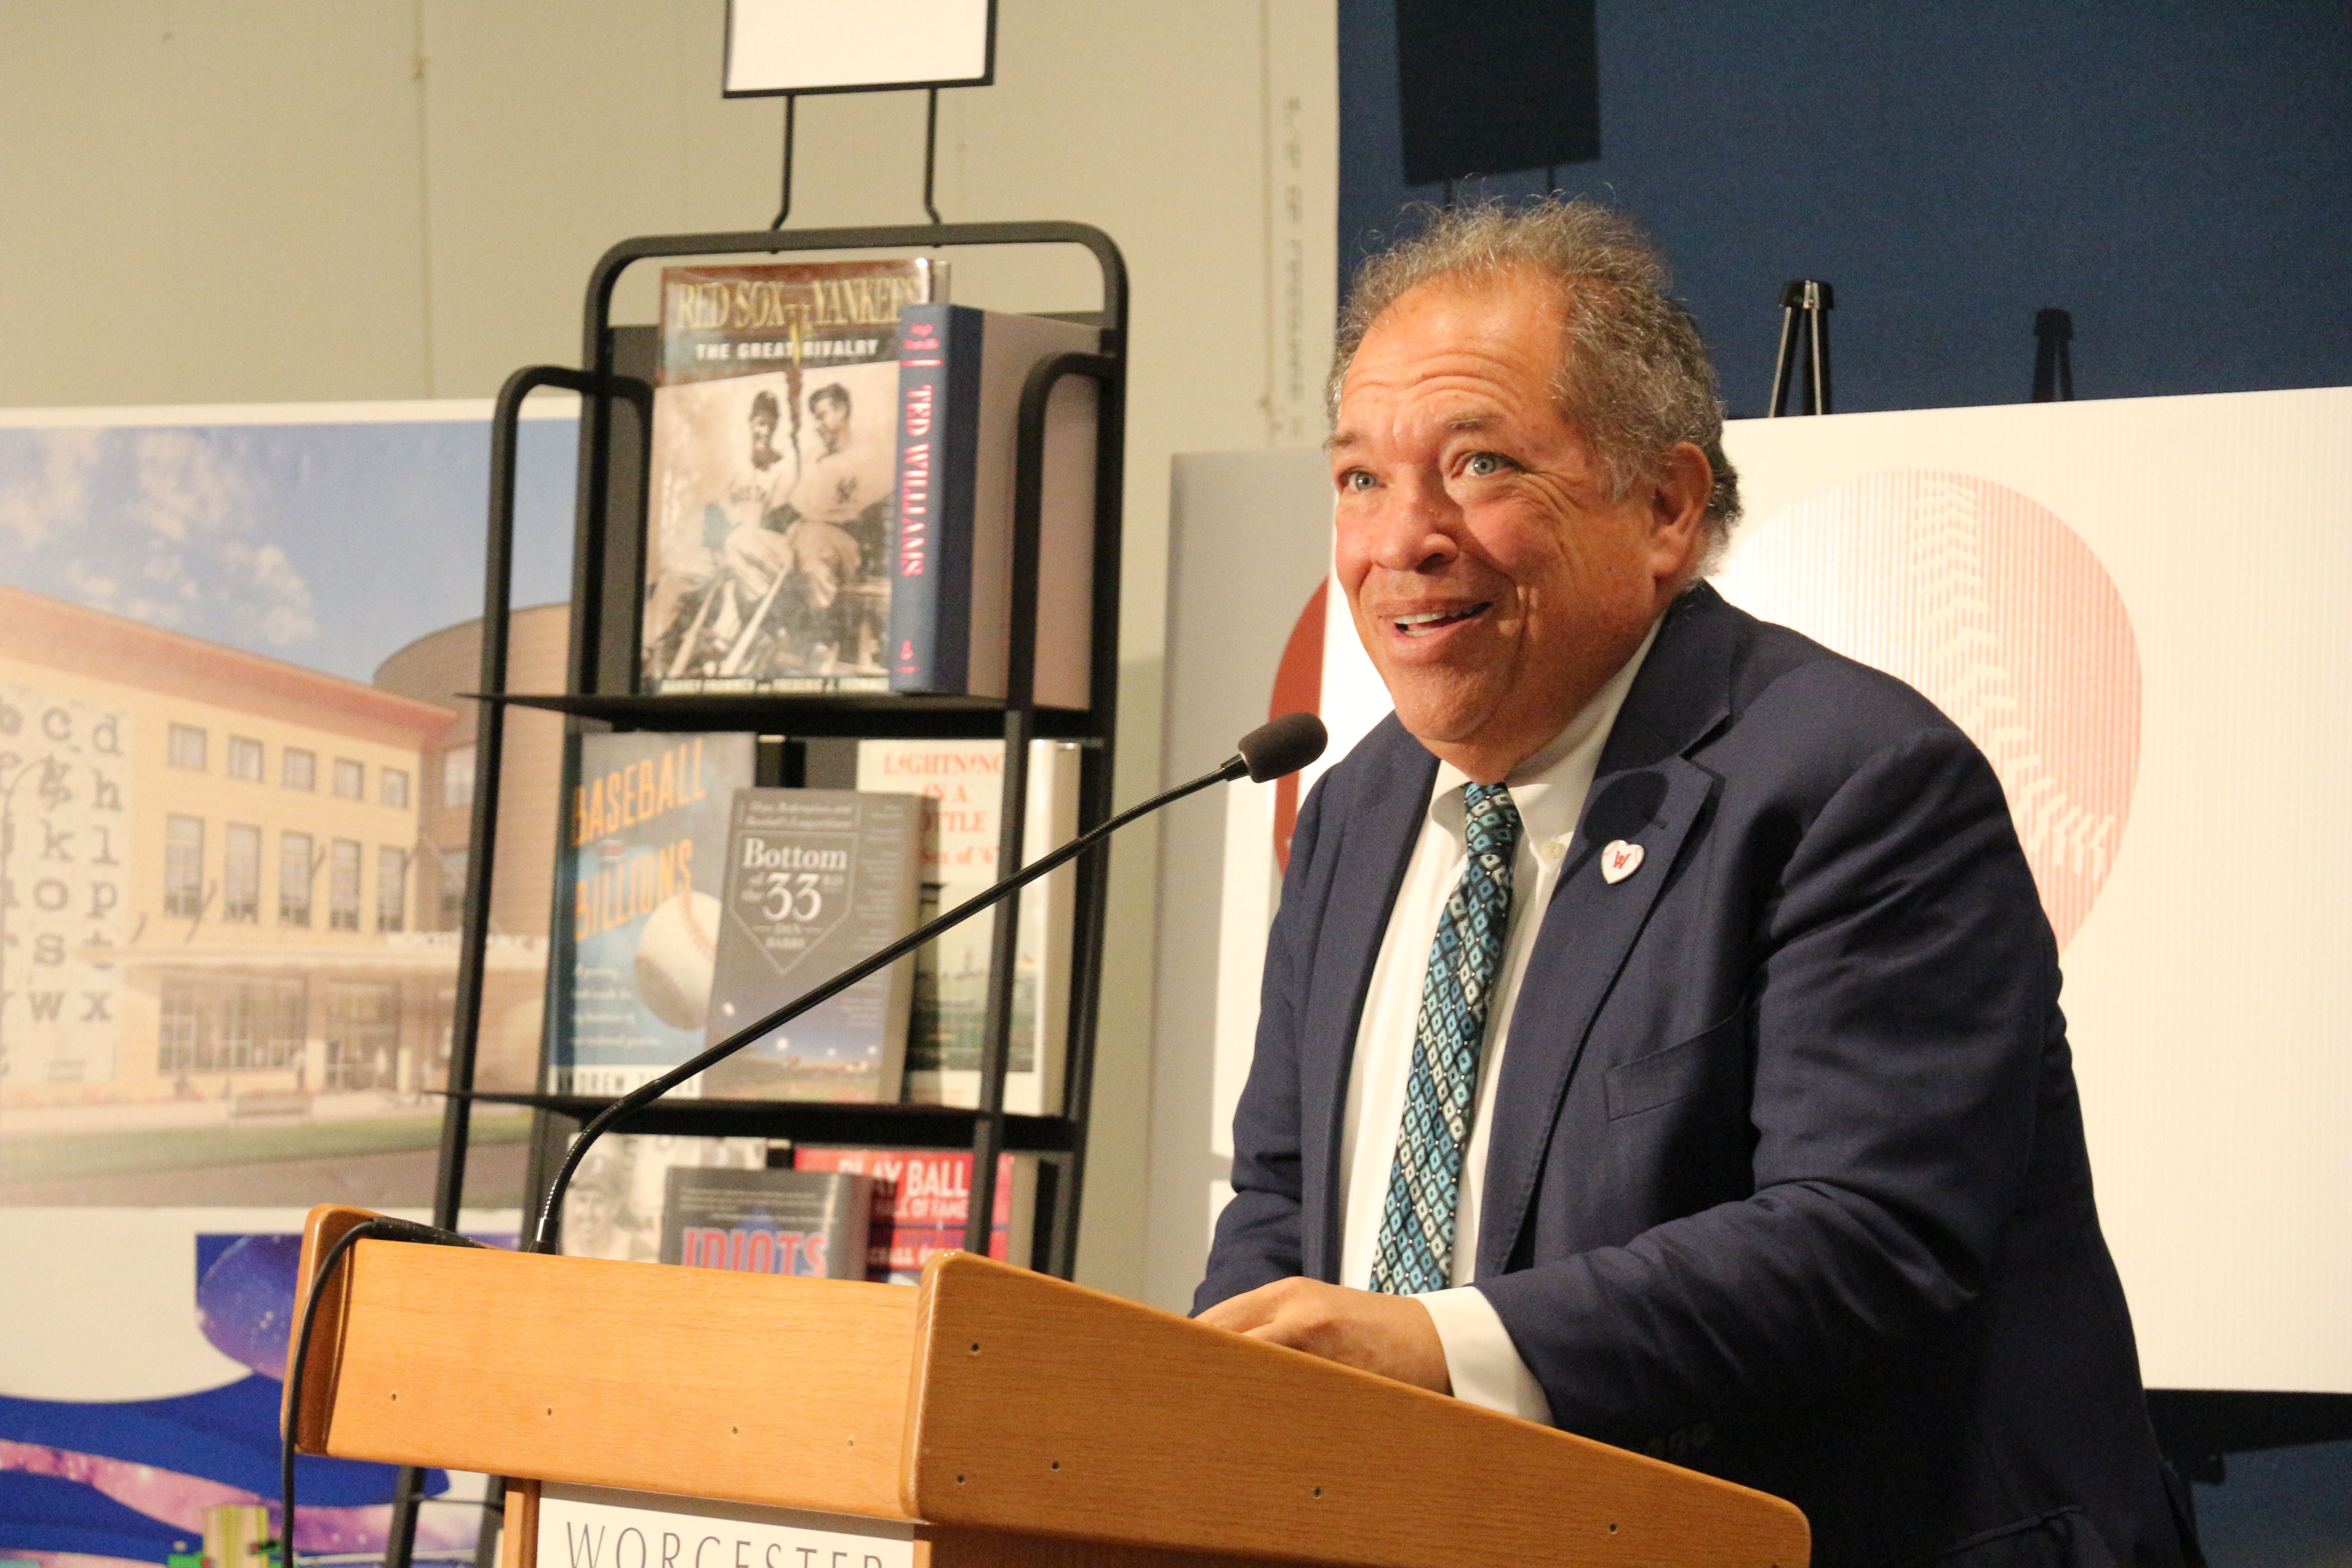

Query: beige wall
left=0, top=2, right=1338, bottom=1298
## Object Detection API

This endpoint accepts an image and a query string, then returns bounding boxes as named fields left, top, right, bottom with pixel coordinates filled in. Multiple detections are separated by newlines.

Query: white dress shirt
left=1336, top=622, right=1660, bottom=1422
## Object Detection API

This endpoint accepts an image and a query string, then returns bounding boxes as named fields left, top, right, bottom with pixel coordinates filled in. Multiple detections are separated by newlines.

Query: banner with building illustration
left=0, top=400, right=578, bottom=1568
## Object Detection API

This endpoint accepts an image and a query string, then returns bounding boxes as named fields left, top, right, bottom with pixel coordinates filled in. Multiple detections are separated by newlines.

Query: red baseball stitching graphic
left=1721, top=471, right=2141, bottom=950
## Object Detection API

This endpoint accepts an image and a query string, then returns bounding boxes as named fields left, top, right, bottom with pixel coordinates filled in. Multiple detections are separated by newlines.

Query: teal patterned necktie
left=1371, top=781, right=1521, bottom=1295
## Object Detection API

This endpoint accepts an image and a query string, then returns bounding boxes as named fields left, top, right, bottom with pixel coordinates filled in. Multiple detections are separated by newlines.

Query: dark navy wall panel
left=1339, top=0, right=2352, bottom=416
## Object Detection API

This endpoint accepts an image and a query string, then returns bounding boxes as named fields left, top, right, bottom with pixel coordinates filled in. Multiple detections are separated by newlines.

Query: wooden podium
left=288, top=1206, right=1808, bottom=1568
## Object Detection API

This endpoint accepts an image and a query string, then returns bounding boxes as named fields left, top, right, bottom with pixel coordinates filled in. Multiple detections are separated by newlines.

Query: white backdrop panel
left=1715, top=388, right=2352, bottom=1393
left=1161, top=388, right=2352, bottom=1392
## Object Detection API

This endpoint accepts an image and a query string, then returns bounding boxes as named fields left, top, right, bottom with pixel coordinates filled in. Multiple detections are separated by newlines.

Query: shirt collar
left=1427, top=617, right=1664, bottom=849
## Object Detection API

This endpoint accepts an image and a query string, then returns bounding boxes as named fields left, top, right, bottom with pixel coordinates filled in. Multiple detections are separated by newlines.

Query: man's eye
left=1340, top=469, right=1377, bottom=492
left=1464, top=452, right=1508, bottom=477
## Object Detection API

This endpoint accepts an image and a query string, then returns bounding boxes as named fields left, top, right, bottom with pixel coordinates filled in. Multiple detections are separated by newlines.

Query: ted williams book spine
left=887, top=304, right=1099, bottom=706
left=887, top=304, right=977, bottom=694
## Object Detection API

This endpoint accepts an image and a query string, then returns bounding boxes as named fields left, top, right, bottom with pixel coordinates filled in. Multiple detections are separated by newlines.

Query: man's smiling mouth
left=1393, top=604, right=1491, bottom=636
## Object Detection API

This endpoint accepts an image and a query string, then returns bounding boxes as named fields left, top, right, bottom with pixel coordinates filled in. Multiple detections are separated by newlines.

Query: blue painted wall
left=1339, top=0, right=2352, bottom=416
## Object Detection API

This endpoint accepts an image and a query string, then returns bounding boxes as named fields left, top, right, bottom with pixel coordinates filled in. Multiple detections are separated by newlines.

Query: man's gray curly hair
left=1329, top=198, right=1741, bottom=563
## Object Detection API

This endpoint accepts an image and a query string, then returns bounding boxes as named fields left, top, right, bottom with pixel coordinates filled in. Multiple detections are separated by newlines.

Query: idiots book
left=641, top=258, right=941, bottom=697
left=659, top=1165, right=872, bottom=1279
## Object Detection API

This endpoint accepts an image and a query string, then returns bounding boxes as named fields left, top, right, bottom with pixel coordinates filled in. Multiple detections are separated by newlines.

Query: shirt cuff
left=1414, top=1285, right=1554, bottom=1425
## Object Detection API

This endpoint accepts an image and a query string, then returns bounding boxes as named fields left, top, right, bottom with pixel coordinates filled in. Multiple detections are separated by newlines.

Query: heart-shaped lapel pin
left=1600, top=839, right=1644, bottom=885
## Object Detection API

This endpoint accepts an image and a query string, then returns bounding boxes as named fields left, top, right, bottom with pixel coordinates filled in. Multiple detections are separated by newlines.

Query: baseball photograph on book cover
left=701, top=789, right=920, bottom=1101
left=553, top=732, right=755, bottom=1097
left=641, top=261, right=937, bottom=697
left=559, top=1132, right=770, bottom=1262
left=853, top=739, right=1078, bottom=1114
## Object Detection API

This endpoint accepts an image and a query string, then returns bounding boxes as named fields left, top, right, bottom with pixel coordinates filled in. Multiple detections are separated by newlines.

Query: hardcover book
left=853, top=738, right=1079, bottom=1114
left=700, top=788, right=922, bottom=1101
left=791, top=1146, right=1037, bottom=1283
left=553, top=732, right=756, bottom=1097
left=888, top=305, right=1099, bottom=706
left=641, top=259, right=941, bottom=696
left=659, top=1165, right=873, bottom=1279
left=559, top=1132, right=771, bottom=1263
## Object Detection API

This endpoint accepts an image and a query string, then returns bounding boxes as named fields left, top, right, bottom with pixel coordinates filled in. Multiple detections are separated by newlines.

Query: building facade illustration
left=0, top=584, right=561, bottom=1126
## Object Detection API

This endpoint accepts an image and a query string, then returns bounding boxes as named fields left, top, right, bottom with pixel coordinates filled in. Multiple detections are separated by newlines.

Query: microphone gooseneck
left=529, top=714, right=1331, bottom=1253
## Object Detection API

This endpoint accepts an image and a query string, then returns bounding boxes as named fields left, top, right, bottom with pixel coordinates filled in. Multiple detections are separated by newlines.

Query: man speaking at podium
left=1194, top=201, right=2193, bottom=1566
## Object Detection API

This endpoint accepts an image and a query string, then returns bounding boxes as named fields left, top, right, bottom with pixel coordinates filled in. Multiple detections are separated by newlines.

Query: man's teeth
left=1394, top=606, right=1482, bottom=635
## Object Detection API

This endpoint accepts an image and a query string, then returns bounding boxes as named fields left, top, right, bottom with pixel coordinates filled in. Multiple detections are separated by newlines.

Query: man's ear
left=1648, top=441, right=1714, bottom=584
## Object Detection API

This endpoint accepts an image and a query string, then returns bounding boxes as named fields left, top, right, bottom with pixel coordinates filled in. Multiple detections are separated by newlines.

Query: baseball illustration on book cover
left=640, top=260, right=938, bottom=696
left=554, top=732, right=755, bottom=1096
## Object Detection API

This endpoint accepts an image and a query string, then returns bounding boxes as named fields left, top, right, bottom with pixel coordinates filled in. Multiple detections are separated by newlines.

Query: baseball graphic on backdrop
left=1715, top=471, right=2141, bottom=950
left=634, top=888, right=721, bottom=1029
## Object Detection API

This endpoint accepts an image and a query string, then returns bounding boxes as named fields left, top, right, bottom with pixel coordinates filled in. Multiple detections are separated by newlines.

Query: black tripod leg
left=1768, top=302, right=1800, bottom=417
left=1807, top=303, right=1833, bottom=415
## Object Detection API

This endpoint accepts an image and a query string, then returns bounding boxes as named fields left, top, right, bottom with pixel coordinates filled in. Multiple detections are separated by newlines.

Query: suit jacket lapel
left=1475, top=758, right=1719, bottom=1275
left=1299, top=721, right=1436, bottom=1282
left=1475, top=585, right=1740, bottom=1277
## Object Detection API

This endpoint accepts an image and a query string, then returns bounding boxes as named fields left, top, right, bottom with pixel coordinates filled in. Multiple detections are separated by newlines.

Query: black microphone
left=529, top=712, right=1330, bottom=1252
left=1235, top=710, right=1327, bottom=782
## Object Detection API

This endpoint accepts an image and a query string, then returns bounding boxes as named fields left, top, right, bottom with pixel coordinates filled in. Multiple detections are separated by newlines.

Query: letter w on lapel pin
left=1601, top=839, right=1645, bottom=884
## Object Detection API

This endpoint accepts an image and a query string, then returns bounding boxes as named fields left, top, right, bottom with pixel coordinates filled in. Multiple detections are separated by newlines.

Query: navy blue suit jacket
left=1198, top=585, right=2190, bottom=1567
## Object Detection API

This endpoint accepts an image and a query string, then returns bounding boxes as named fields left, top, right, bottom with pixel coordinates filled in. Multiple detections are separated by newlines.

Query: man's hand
left=1196, top=1278, right=1451, bottom=1393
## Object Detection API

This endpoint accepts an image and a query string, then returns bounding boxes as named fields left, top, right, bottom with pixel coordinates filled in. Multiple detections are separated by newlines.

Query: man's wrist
left=1414, top=1285, right=1553, bottom=1424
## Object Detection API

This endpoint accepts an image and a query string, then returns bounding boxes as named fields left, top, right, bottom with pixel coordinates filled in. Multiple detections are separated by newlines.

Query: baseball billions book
left=553, top=732, right=755, bottom=1097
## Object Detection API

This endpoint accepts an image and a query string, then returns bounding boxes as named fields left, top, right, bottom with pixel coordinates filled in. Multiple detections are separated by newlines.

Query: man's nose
left=1366, top=471, right=1461, bottom=573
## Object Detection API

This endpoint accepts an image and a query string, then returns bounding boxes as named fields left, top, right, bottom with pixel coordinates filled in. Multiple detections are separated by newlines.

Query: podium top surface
left=291, top=1206, right=1807, bottom=1568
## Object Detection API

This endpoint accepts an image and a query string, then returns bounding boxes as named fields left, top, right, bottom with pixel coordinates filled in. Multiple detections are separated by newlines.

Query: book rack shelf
left=464, top=1092, right=1081, bottom=1153
left=425, top=221, right=1129, bottom=1289
left=483, top=689, right=1103, bottom=740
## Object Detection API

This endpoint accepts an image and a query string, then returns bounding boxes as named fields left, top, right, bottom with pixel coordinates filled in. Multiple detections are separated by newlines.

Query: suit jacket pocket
left=1922, top=1507, right=2120, bottom=1568
left=1605, top=1009, right=1744, bottom=1121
